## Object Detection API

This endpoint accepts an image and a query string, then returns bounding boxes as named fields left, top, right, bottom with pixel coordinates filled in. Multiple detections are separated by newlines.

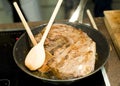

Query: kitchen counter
left=0, top=18, right=119, bottom=86
left=93, top=18, right=120, bottom=86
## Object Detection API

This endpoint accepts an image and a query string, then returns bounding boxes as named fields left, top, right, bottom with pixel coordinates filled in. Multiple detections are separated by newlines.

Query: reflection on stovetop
left=0, top=30, right=105, bottom=86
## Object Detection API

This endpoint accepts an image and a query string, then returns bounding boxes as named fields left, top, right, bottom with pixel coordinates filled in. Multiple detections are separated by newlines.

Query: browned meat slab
left=35, top=23, right=96, bottom=79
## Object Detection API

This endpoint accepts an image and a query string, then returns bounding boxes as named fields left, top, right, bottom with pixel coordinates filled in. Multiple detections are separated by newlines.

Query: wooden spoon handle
left=40, top=0, right=63, bottom=44
left=86, top=9, right=98, bottom=30
left=13, top=2, right=37, bottom=46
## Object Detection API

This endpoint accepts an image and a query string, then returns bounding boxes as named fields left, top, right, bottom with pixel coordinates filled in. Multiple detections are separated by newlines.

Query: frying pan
left=13, top=0, right=110, bottom=85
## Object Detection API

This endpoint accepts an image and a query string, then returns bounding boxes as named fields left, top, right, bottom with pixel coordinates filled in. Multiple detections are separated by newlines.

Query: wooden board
left=104, top=10, right=120, bottom=57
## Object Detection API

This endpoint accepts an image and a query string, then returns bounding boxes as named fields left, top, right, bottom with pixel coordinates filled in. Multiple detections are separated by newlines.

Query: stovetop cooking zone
left=0, top=30, right=105, bottom=86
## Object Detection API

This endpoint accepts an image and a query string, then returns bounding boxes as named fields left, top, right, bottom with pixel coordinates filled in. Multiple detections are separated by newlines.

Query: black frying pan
left=13, top=21, right=110, bottom=84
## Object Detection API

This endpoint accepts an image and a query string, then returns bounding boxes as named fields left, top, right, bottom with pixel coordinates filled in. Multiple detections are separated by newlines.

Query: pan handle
left=69, top=0, right=88, bottom=23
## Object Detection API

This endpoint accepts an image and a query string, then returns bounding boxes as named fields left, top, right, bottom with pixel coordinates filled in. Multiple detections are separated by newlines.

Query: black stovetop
left=0, top=30, right=105, bottom=86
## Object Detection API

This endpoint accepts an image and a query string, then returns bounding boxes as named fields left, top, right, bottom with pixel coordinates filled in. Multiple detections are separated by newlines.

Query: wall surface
left=0, top=0, right=120, bottom=24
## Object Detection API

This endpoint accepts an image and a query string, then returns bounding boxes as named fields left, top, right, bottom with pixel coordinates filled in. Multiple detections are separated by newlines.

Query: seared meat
left=35, top=23, right=96, bottom=79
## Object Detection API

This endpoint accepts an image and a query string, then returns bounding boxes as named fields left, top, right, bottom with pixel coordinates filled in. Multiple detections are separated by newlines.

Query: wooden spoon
left=13, top=2, right=37, bottom=46
left=86, top=9, right=111, bottom=86
left=13, top=2, right=53, bottom=72
left=14, top=0, right=63, bottom=71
